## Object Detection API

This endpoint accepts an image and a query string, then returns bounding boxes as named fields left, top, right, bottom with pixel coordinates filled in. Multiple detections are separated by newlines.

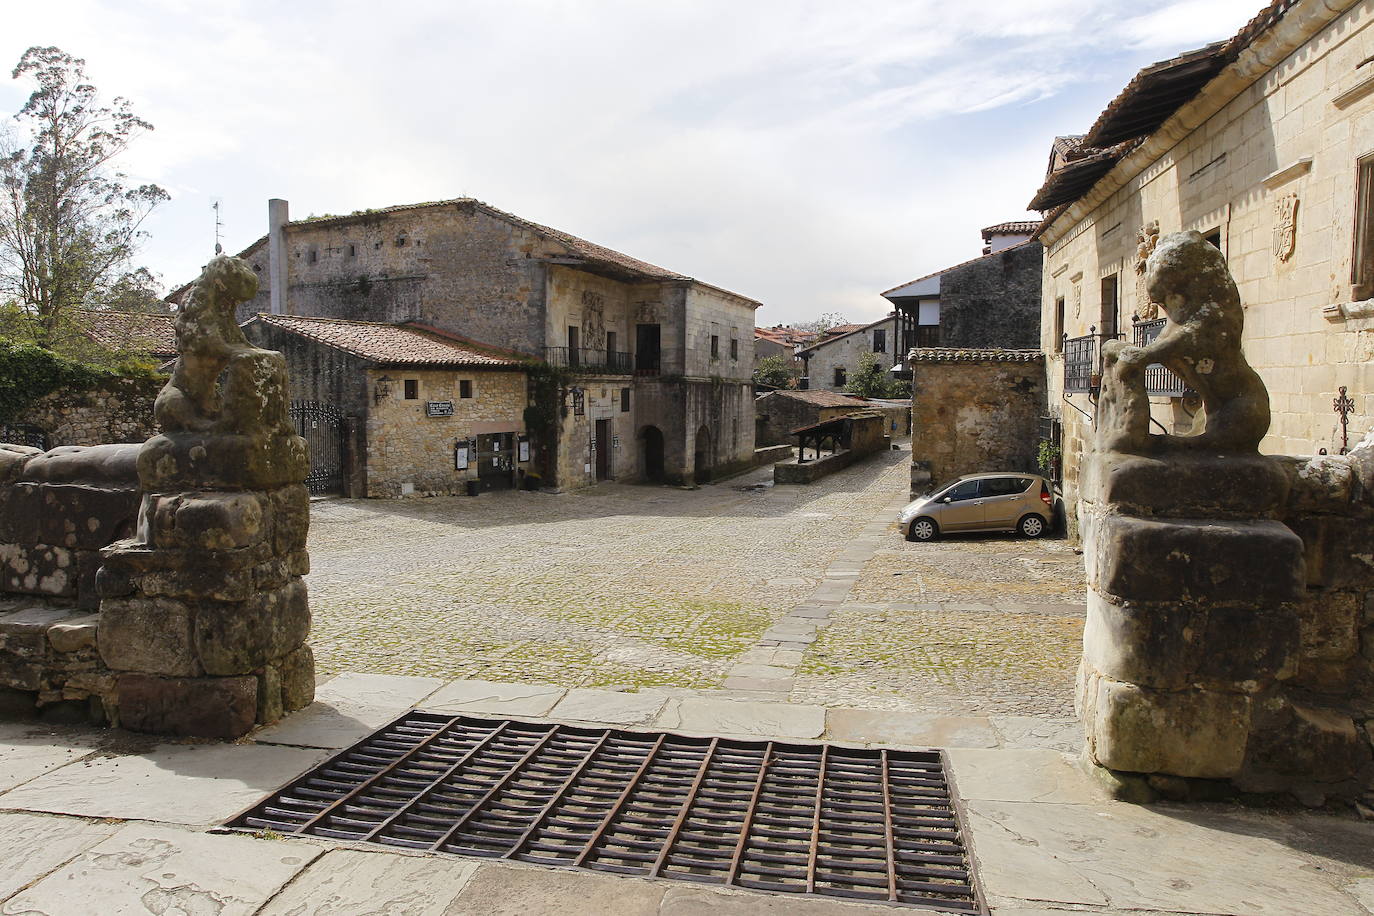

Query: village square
left=3, top=0, right=1374, bottom=913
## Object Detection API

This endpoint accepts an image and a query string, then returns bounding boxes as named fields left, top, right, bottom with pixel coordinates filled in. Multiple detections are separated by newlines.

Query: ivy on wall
left=0, top=341, right=161, bottom=422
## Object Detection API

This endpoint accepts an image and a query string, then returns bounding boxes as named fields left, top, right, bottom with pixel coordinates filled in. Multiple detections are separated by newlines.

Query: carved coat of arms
left=1273, top=194, right=1298, bottom=263
left=1134, top=220, right=1160, bottom=320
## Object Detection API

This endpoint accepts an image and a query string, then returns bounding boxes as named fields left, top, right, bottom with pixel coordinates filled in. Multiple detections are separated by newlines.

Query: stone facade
left=367, top=367, right=528, bottom=497
left=205, top=198, right=759, bottom=490
left=7, top=377, right=160, bottom=448
left=907, top=349, right=1045, bottom=495
left=1040, top=1, right=1374, bottom=533
left=754, top=390, right=867, bottom=447
left=938, top=242, right=1043, bottom=350
left=798, top=316, right=898, bottom=392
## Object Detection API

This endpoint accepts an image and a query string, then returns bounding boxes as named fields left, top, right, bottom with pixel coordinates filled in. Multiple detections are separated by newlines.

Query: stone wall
left=366, top=367, right=529, bottom=497
left=908, top=350, right=1045, bottom=495
left=754, top=391, right=866, bottom=447
left=800, top=318, right=896, bottom=392
left=7, top=377, right=161, bottom=448
left=1042, top=2, right=1374, bottom=527
left=938, top=242, right=1043, bottom=350
left=775, top=413, right=889, bottom=484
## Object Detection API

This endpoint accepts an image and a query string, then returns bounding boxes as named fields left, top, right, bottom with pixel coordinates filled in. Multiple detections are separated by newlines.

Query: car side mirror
left=941, top=497, right=952, bottom=504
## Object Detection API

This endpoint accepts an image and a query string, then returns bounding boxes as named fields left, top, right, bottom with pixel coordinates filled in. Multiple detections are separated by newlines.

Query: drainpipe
left=268, top=198, right=289, bottom=315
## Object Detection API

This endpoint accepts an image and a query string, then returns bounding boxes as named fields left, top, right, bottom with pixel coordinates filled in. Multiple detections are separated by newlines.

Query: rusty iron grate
left=228, top=712, right=984, bottom=912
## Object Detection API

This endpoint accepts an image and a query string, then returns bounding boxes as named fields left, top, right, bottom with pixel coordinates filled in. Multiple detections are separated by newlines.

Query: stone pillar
left=97, top=255, right=314, bottom=739
left=268, top=198, right=289, bottom=316
left=1077, top=231, right=1371, bottom=802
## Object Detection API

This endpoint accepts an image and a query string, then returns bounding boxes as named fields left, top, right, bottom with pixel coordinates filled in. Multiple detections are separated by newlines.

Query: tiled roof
left=981, top=221, right=1041, bottom=237
left=247, top=314, right=527, bottom=368
left=907, top=347, right=1043, bottom=363
left=795, top=316, right=894, bottom=355
left=761, top=389, right=868, bottom=408
left=881, top=240, right=1041, bottom=299
left=76, top=309, right=178, bottom=357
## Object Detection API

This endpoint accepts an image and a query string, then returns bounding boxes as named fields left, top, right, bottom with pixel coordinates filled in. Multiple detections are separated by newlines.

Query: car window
left=944, top=480, right=981, bottom=501
left=983, top=477, right=1031, bottom=497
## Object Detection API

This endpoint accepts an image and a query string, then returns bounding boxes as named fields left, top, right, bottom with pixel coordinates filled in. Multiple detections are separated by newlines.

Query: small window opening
left=460, top=380, right=473, bottom=399
left=404, top=379, right=418, bottom=400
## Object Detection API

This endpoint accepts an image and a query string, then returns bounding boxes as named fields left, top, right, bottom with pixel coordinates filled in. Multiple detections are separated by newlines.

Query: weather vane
left=212, top=200, right=224, bottom=255
left=1333, top=385, right=1355, bottom=454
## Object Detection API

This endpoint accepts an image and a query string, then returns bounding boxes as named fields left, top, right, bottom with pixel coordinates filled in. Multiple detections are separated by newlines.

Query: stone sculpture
left=1078, top=230, right=1372, bottom=804
left=96, top=256, right=314, bottom=739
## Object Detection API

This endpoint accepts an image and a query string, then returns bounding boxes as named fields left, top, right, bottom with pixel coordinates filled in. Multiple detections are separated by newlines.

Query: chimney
left=268, top=198, right=289, bottom=315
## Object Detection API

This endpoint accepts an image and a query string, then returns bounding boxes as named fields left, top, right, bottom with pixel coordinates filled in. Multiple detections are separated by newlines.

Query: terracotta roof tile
left=248, top=314, right=528, bottom=368
left=760, top=389, right=868, bottom=408
left=981, top=220, right=1041, bottom=237
left=76, top=309, right=178, bottom=357
left=907, top=347, right=1043, bottom=363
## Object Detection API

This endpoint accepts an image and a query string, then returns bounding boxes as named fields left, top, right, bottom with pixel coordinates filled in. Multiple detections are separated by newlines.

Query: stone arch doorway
left=641, top=425, right=665, bottom=483
left=694, top=425, right=713, bottom=484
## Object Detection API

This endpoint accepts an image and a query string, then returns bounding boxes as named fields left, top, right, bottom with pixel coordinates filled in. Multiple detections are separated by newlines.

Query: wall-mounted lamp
left=374, top=374, right=394, bottom=405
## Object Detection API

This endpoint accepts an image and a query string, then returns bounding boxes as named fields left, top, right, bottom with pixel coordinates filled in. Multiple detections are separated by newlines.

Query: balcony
left=544, top=347, right=633, bottom=375
left=1131, top=318, right=1191, bottom=397
left=1062, top=333, right=1099, bottom=394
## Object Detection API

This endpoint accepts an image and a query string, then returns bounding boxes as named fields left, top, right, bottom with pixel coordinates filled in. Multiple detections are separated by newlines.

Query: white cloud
left=1, top=0, right=1256, bottom=324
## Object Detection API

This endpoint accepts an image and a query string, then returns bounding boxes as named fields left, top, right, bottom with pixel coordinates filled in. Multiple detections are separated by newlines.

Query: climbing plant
left=0, top=340, right=114, bottom=421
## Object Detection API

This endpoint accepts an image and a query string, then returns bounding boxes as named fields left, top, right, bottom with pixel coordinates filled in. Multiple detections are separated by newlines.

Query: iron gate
left=0, top=424, right=49, bottom=450
left=288, top=400, right=343, bottom=494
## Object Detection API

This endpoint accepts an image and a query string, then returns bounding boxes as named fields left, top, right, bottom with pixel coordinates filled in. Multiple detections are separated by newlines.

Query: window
left=347, top=243, right=357, bottom=258
left=404, top=379, right=418, bottom=400
left=982, top=477, right=1031, bottom=497
left=620, top=387, right=630, bottom=412
left=1355, top=154, right=1374, bottom=298
left=873, top=329, right=886, bottom=353
left=307, top=247, right=318, bottom=264
left=730, top=337, right=738, bottom=360
left=606, top=331, right=617, bottom=355
left=833, top=367, right=847, bottom=387
left=1203, top=229, right=1222, bottom=251
left=944, top=480, right=981, bottom=501
left=459, top=380, right=473, bottom=399
left=1100, top=274, right=1119, bottom=338
left=915, top=325, right=939, bottom=348
left=1053, top=297, right=1065, bottom=352
left=568, top=326, right=580, bottom=367
left=711, top=335, right=720, bottom=358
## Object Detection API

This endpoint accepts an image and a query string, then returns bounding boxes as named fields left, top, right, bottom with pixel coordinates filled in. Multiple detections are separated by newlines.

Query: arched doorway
left=693, top=425, right=712, bottom=484
left=641, top=425, right=665, bottom=483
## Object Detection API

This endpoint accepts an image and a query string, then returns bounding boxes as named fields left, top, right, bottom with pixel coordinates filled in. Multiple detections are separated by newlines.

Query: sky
left=5, top=0, right=1265, bottom=327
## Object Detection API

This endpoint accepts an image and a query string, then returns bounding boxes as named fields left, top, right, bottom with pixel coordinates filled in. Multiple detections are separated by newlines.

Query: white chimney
left=268, top=198, right=289, bottom=315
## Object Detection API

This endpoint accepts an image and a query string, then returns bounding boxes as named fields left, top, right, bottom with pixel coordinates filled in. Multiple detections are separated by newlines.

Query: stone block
left=138, top=432, right=307, bottom=492
left=1089, top=514, right=1304, bottom=605
left=1275, top=454, right=1356, bottom=515
left=98, top=596, right=200, bottom=677
left=192, top=580, right=310, bottom=675
left=138, top=564, right=257, bottom=602
left=47, top=614, right=99, bottom=654
left=74, top=549, right=102, bottom=610
left=148, top=491, right=265, bottom=550
left=278, top=643, right=315, bottom=712
left=270, top=484, right=310, bottom=554
left=0, top=444, right=41, bottom=486
left=1087, top=452, right=1290, bottom=519
left=116, top=673, right=258, bottom=739
left=1298, top=589, right=1361, bottom=664
left=1081, top=670, right=1250, bottom=779
left=1238, top=698, right=1373, bottom=797
left=0, top=542, right=76, bottom=596
left=6, top=482, right=139, bottom=550
left=20, top=442, right=139, bottom=485
left=256, top=664, right=283, bottom=725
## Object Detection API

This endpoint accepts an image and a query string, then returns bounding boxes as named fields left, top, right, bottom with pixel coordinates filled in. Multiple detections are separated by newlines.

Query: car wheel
left=908, top=517, right=938, bottom=542
left=1018, top=514, right=1046, bottom=539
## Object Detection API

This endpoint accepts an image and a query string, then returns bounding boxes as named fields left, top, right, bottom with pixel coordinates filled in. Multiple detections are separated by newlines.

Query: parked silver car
left=899, top=472, right=1056, bottom=541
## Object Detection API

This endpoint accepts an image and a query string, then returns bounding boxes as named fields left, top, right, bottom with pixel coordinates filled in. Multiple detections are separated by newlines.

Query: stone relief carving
left=1097, top=230, right=1269, bottom=455
left=1273, top=193, right=1298, bottom=263
left=580, top=289, right=606, bottom=350
left=635, top=301, right=658, bottom=324
left=1133, top=220, right=1161, bottom=320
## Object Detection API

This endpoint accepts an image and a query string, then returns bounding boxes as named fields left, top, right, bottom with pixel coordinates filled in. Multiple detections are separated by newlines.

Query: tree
left=0, top=47, right=168, bottom=348
left=844, top=351, right=897, bottom=398
left=752, top=354, right=794, bottom=389
left=792, top=311, right=848, bottom=335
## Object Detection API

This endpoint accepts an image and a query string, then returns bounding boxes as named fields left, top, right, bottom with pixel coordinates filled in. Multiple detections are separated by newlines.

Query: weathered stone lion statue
left=1097, top=230, right=1269, bottom=455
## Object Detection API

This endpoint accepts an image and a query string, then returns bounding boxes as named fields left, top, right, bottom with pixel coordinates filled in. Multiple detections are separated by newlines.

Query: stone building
left=753, top=325, right=815, bottom=385
left=179, top=197, right=761, bottom=489
left=1033, top=0, right=1374, bottom=528
left=796, top=315, right=902, bottom=392
left=754, top=389, right=868, bottom=446
left=879, top=224, right=1044, bottom=370
left=242, top=314, right=530, bottom=498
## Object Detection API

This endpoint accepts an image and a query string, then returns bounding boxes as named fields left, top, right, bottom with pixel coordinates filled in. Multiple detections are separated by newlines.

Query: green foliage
left=523, top=363, right=573, bottom=440
left=0, top=339, right=151, bottom=421
left=1037, top=439, right=1061, bottom=473
left=0, top=47, right=169, bottom=346
left=752, top=354, right=794, bottom=389
left=843, top=351, right=898, bottom=398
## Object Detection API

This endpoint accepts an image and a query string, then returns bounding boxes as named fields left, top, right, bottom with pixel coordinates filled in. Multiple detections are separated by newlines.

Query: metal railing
left=1131, top=318, right=1191, bottom=397
left=1063, top=334, right=1098, bottom=393
left=543, top=347, right=633, bottom=374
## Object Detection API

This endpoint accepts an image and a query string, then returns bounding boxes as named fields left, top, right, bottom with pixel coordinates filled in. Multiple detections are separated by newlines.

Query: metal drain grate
left=228, top=712, right=984, bottom=912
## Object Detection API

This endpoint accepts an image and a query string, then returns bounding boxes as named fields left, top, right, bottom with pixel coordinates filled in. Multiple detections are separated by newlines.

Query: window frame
left=403, top=379, right=419, bottom=400
left=459, top=379, right=473, bottom=399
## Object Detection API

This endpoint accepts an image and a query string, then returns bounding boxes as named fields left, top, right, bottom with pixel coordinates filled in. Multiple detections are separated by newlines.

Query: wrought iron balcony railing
left=1131, top=318, right=1192, bottom=397
left=1062, top=329, right=1124, bottom=394
left=543, top=347, right=633, bottom=374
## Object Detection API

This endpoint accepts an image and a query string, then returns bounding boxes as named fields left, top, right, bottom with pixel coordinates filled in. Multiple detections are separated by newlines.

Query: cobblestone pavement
left=306, top=447, right=1085, bottom=716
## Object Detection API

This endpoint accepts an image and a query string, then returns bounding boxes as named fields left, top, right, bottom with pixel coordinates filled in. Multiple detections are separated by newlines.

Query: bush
left=0, top=339, right=160, bottom=422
